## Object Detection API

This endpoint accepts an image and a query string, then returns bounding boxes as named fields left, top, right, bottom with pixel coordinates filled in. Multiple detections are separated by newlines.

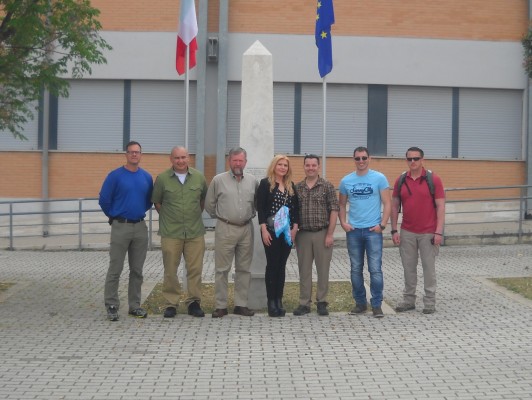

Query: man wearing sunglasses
left=339, top=147, right=391, bottom=318
left=390, top=147, right=445, bottom=314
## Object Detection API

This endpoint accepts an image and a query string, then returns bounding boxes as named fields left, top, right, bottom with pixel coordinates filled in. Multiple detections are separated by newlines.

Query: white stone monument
left=239, top=40, right=274, bottom=309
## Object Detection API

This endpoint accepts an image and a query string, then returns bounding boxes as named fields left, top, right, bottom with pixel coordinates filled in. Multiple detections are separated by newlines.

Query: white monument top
left=244, top=40, right=272, bottom=56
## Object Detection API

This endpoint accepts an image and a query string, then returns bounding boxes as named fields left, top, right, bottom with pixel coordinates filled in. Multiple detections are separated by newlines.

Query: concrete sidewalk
left=1, top=244, right=531, bottom=399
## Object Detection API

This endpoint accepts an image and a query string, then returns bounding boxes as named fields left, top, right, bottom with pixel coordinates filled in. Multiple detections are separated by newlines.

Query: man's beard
left=232, top=167, right=243, bottom=176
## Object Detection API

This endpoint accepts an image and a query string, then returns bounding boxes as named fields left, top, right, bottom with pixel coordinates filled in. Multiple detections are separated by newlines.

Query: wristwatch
left=379, top=224, right=386, bottom=230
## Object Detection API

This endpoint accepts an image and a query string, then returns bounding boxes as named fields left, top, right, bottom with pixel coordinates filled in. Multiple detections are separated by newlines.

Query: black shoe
left=233, top=306, right=255, bottom=316
left=267, top=299, right=281, bottom=317
left=349, top=303, right=368, bottom=314
left=275, top=299, right=286, bottom=317
left=317, top=302, right=329, bottom=316
left=187, top=301, right=205, bottom=317
left=128, top=308, right=147, bottom=318
left=395, top=303, right=416, bottom=312
left=163, top=306, right=177, bottom=318
left=372, top=306, right=384, bottom=318
left=293, top=305, right=311, bottom=316
left=107, top=305, right=119, bottom=321
left=212, top=308, right=228, bottom=318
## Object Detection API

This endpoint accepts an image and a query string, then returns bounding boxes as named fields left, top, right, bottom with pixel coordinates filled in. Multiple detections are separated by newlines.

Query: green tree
left=523, top=22, right=532, bottom=79
left=0, top=0, right=111, bottom=140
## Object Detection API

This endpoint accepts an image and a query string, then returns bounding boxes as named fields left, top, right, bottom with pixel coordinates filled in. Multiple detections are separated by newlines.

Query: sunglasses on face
left=354, top=156, right=368, bottom=161
left=407, top=157, right=421, bottom=162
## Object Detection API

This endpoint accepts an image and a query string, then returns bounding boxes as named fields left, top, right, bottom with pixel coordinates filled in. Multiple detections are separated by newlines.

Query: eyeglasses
left=354, top=156, right=368, bottom=161
left=407, top=157, right=421, bottom=162
left=127, top=151, right=141, bottom=155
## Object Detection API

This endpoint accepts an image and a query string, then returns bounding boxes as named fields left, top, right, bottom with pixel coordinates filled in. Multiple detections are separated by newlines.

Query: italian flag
left=176, top=0, right=198, bottom=75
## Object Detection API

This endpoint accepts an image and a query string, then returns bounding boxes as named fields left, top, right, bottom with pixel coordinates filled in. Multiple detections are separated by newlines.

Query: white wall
left=82, top=32, right=525, bottom=90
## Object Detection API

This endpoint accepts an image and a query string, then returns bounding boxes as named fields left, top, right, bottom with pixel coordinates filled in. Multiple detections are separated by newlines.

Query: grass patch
left=0, top=282, right=15, bottom=293
left=490, top=277, right=532, bottom=301
left=143, top=281, right=354, bottom=314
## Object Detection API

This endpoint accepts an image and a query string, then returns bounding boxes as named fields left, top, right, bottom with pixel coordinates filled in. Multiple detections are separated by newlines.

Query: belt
left=114, top=217, right=144, bottom=224
left=300, top=226, right=328, bottom=232
left=219, top=218, right=250, bottom=227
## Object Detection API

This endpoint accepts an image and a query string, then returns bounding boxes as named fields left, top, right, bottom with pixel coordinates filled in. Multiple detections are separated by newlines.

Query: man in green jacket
left=152, top=146, right=208, bottom=318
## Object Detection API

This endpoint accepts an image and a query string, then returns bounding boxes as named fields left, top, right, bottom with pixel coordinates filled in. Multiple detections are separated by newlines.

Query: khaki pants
left=104, top=220, right=148, bottom=311
left=214, top=220, right=254, bottom=309
left=295, top=229, right=333, bottom=307
left=161, top=235, right=205, bottom=307
left=399, top=229, right=439, bottom=307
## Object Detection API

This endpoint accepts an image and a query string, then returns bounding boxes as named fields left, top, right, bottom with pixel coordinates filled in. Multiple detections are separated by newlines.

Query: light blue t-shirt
left=339, top=169, right=389, bottom=228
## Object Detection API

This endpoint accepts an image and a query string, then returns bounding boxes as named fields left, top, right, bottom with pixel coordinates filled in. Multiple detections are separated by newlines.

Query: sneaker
left=422, top=306, right=436, bottom=314
left=316, top=302, right=329, bottom=316
left=293, top=305, right=311, bottom=316
left=372, top=306, right=384, bottom=318
left=128, top=308, right=148, bottom=318
left=395, top=303, right=416, bottom=312
left=107, top=305, right=119, bottom=321
left=187, top=301, right=205, bottom=317
left=349, top=303, right=368, bottom=314
left=163, top=306, right=177, bottom=318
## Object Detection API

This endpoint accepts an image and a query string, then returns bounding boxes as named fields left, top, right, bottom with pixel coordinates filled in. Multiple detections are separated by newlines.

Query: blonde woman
left=257, top=155, right=299, bottom=317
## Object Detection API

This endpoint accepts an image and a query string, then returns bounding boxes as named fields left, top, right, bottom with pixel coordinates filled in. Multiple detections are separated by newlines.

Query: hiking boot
left=163, top=306, right=177, bottom=318
left=107, top=305, right=119, bottom=321
left=128, top=308, right=147, bottom=318
left=293, top=305, right=311, bottom=316
left=395, top=303, right=415, bottom=312
left=372, top=306, right=384, bottom=318
left=423, top=306, right=436, bottom=314
left=316, top=302, right=329, bottom=316
left=187, top=301, right=205, bottom=317
left=349, top=303, right=367, bottom=314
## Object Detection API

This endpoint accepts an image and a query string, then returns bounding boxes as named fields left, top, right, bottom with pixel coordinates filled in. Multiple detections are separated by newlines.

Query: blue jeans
left=346, top=228, right=383, bottom=308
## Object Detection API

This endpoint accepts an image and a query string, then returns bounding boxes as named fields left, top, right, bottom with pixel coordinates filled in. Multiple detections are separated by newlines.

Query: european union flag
left=315, top=0, right=335, bottom=78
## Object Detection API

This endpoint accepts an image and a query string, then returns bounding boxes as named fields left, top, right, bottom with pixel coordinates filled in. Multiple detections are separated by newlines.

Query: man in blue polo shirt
left=99, top=141, right=153, bottom=321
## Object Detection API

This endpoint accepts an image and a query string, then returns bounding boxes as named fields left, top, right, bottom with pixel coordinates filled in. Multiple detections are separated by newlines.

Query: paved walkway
left=0, top=244, right=531, bottom=399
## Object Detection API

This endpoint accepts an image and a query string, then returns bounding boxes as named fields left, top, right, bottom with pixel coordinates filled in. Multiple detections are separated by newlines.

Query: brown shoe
left=233, top=306, right=254, bottom=317
left=212, top=308, right=228, bottom=318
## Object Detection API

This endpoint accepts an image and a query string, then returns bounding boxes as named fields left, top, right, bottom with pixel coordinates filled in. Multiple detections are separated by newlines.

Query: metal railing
left=1, top=185, right=531, bottom=250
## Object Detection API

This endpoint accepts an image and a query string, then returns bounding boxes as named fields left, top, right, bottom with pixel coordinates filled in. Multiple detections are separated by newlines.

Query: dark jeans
left=263, top=231, right=292, bottom=301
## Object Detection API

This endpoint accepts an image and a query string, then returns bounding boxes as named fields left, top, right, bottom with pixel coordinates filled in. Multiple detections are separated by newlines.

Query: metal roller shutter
left=57, top=80, right=123, bottom=151
left=131, top=81, right=197, bottom=154
left=0, top=103, right=39, bottom=151
left=387, top=86, right=452, bottom=158
left=301, top=83, right=367, bottom=157
left=459, top=88, right=522, bottom=160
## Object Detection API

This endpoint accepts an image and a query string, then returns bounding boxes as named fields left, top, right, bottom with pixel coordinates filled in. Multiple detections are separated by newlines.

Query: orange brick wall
left=91, top=0, right=527, bottom=41
left=1, top=153, right=522, bottom=200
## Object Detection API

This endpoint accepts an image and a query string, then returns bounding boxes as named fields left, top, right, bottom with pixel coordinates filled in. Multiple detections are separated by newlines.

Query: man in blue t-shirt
left=99, top=141, right=153, bottom=321
left=339, top=146, right=391, bottom=318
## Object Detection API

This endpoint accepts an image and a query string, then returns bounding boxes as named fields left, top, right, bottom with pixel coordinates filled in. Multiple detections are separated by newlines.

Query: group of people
left=98, top=142, right=445, bottom=321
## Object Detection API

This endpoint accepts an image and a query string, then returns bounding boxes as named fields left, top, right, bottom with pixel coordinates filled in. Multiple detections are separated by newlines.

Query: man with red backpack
left=390, top=147, right=445, bottom=314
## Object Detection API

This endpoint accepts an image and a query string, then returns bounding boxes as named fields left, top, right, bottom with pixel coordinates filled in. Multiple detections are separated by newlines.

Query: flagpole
left=184, top=47, right=190, bottom=149
left=322, top=76, right=327, bottom=179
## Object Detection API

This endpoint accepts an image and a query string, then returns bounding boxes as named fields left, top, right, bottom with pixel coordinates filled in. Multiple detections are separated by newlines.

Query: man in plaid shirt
left=293, top=154, right=339, bottom=316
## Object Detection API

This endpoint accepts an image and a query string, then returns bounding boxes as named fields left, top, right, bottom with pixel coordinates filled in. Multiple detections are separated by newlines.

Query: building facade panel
left=387, top=86, right=453, bottom=158
left=57, top=80, right=124, bottom=152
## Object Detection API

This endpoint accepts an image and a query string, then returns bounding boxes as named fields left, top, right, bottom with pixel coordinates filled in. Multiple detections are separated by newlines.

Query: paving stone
left=0, top=245, right=531, bottom=399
